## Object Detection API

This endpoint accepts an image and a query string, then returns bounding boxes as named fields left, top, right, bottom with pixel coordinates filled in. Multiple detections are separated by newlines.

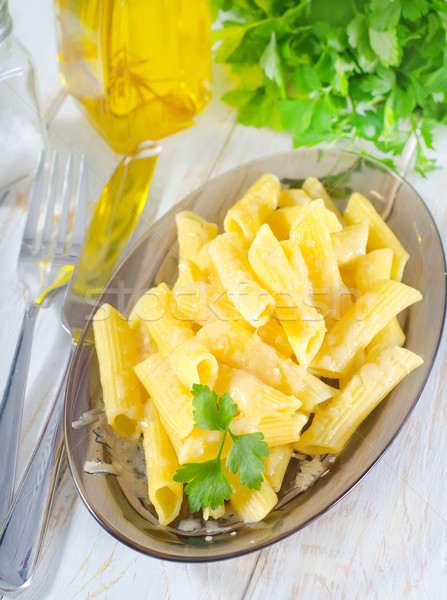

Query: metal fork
left=0, top=151, right=87, bottom=526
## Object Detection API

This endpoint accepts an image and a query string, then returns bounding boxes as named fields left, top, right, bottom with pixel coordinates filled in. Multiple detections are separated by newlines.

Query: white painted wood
left=1, top=3, right=446, bottom=599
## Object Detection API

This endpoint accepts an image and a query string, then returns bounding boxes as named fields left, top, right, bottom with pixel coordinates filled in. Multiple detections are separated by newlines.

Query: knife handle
left=0, top=344, right=74, bottom=594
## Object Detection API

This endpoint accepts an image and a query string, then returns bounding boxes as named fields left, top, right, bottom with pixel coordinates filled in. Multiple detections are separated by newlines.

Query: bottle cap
left=0, top=0, right=12, bottom=44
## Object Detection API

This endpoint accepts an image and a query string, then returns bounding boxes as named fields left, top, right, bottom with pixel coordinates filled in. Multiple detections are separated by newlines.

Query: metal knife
left=0, top=140, right=161, bottom=594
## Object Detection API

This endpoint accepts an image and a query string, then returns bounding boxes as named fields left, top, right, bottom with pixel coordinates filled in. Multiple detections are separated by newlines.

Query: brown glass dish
left=64, top=148, right=446, bottom=561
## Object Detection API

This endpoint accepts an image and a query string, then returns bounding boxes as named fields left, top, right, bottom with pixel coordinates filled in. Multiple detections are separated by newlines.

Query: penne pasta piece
left=265, top=206, right=306, bottom=241
left=297, top=346, right=424, bottom=454
left=344, top=192, right=409, bottom=281
left=302, top=176, right=343, bottom=221
left=141, top=400, right=183, bottom=526
left=290, top=200, right=351, bottom=320
left=277, top=188, right=311, bottom=207
left=310, top=280, right=422, bottom=378
left=331, top=220, right=369, bottom=266
left=196, top=320, right=336, bottom=411
left=231, top=413, right=308, bottom=447
left=248, top=224, right=325, bottom=365
left=132, top=283, right=217, bottom=389
left=203, top=504, right=225, bottom=521
left=93, top=303, right=145, bottom=439
left=368, top=317, right=406, bottom=351
left=228, top=369, right=302, bottom=418
left=174, top=211, right=218, bottom=289
left=174, top=281, right=244, bottom=326
left=223, top=174, right=280, bottom=242
left=178, top=428, right=231, bottom=464
left=227, top=471, right=278, bottom=523
left=338, top=350, right=366, bottom=389
left=134, top=352, right=195, bottom=439
left=176, top=211, right=219, bottom=263
left=356, top=249, right=404, bottom=351
left=355, top=248, right=394, bottom=294
left=257, top=319, right=294, bottom=358
left=208, top=232, right=275, bottom=327
left=263, top=444, right=294, bottom=492
left=128, top=309, right=158, bottom=361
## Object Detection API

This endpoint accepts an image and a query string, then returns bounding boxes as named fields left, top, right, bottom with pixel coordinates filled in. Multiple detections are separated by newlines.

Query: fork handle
left=0, top=303, right=39, bottom=526
left=0, top=344, right=74, bottom=594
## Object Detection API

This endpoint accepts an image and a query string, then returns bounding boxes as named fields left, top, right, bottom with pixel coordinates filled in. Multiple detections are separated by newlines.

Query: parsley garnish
left=174, top=384, right=270, bottom=512
left=212, top=0, right=447, bottom=175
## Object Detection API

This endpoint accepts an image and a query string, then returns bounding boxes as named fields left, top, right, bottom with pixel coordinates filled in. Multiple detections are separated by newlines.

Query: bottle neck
left=0, top=0, right=12, bottom=45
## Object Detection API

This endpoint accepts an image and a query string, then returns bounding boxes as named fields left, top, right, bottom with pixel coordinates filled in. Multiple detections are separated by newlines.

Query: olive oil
left=54, top=0, right=212, bottom=153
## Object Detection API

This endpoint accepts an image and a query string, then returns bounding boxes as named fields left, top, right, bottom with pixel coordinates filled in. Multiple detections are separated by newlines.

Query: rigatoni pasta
left=91, top=172, right=423, bottom=528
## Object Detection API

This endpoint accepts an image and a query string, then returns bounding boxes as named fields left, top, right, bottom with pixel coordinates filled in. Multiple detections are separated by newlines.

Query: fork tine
left=41, top=152, right=59, bottom=254
left=54, top=153, right=74, bottom=256
left=69, top=153, right=88, bottom=258
left=23, top=151, right=46, bottom=250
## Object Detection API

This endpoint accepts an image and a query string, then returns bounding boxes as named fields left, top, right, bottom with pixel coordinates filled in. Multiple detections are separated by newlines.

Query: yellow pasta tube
left=223, top=173, right=280, bottom=242
left=178, top=428, right=231, bottom=464
left=134, top=352, right=194, bottom=439
left=355, top=248, right=394, bottom=294
left=310, top=280, right=422, bottom=378
left=277, top=188, right=311, bottom=207
left=289, top=200, right=351, bottom=320
left=196, top=321, right=336, bottom=411
left=203, top=505, right=225, bottom=521
left=302, top=176, right=343, bottom=221
left=231, top=413, right=308, bottom=447
left=297, top=346, right=423, bottom=454
left=128, top=309, right=158, bottom=362
left=208, top=232, right=275, bottom=327
left=331, top=221, right=369, bottom=267
left=248, top=224, right=325, bottom=365
left=257, top=319, right=294, bottom=357
left=141, top=400, right=183, bottom=526
left=132, top=283, right=217, bottom=389
left=176, top=211, right=219, bottom=262
left=338, top=350, right=366, bottom=390
left=264, top=444, right=294, bottom=492
left=228, top=471, right=277, bottom=523
left=93, top=303, right=145, bottom=439
left=228, top=369, right=302, bottom=418
left=344, top=192, right=409, bottom=281
left=174, top=211, right=218, bottom=288
left=174, top=281, right=244, bottom=326
left=368, top=317, right=406, bottom=350
left=265, top=206, right=306, bottom=241
left=356, top=249, right=404, bottom=350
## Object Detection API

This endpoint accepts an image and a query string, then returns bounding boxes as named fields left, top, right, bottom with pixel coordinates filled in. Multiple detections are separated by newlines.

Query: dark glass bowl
left=64, top=148, right=446, bottom=562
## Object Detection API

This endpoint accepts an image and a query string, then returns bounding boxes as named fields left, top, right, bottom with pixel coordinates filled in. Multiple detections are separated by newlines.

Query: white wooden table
left=2, top=2, right=446, bottom=598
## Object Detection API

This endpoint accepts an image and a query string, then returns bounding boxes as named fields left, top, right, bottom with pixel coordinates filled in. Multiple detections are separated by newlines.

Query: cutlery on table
left=0, top=140, right=161, bottom=594
left=0, top=151, right=88, bottom=526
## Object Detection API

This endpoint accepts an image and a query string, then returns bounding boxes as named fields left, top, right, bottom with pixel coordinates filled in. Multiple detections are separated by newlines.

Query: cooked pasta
left=90, top=172, right=423, bottom=528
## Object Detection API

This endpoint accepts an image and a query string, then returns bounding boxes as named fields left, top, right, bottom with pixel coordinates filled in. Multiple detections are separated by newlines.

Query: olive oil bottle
left=54, top=0, right=212, bottom=153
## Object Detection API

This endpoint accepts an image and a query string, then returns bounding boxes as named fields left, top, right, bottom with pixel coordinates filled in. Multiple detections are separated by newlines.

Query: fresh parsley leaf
left=227, top=431, right=269, bottom=489
left=174, top=385, right=270, bottom=513
left=192, top=384, right=237, bottom=432
left=368, top=28, right=400, bottom=68
left=174, top=459, right=232, bottom=512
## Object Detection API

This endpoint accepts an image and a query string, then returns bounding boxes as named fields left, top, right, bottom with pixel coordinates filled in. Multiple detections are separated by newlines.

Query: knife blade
left=0, top=140, right=161, bottom=593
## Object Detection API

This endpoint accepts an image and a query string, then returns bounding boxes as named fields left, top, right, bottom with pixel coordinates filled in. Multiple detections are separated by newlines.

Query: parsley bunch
left=174, top=384, right=269, bottom=512
left=212, top=0, right=447, bottom=174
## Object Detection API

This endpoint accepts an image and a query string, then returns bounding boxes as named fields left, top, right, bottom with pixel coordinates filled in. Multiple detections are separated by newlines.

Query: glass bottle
left=54, top=0, right=212, bottom=154
left=0, top=0, right=46, bottom=192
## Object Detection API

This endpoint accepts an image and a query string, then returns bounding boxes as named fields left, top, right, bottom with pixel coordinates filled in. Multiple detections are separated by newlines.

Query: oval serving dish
left=64, top=147, right=446, bottom=562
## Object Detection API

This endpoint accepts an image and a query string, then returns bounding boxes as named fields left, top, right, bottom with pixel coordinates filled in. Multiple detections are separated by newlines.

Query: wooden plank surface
left=1, top=3, right=446, bottom=599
